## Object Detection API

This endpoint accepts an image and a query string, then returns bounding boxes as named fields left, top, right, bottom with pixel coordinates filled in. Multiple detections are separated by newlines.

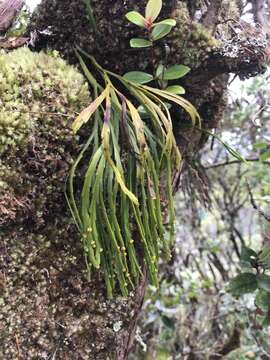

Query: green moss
left=28, top=0, right=218, bottom=73
left=167, top=3, right=219, bottom=68
left=0, top=48, right=89, bottom=154
left=0, top=47, right=90, bottom=226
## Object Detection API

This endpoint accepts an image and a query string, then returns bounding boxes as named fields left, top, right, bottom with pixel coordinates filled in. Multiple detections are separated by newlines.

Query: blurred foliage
left=6, top=4, right=30, bottom=37
left=130, top=72, right=270, bottom=359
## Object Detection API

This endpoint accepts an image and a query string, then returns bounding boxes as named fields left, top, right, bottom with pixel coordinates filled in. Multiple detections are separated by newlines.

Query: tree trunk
left=1, top=0, right=269, bottom=359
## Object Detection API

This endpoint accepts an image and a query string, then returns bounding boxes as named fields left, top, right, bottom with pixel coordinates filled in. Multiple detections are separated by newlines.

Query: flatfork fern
left=66, top=50, right=200, bottom=297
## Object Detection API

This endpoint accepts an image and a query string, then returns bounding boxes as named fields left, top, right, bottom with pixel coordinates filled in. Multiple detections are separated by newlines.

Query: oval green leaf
left=123, top=71, right=153, bottom=84
left=260, top=150, right=270, bottom=162
left=228, top=272, right=257, bottom=297
left=154, top=18, right=176, bottom=27
left=258, top=274, right=270, bottom=293
left=253, top=142, right=268, bottom=150
left=165, top=85, right=185, bottom=95
left=130, top=38, right=152, bottom=48
left=152, top=24, right=172, bottom=41
left=163, top=64, right=191, bottom=80
left=145, top=0, right=162, bottom=21
left=255, top=289, right=270, bottom=311
left=125, top=11, right=146, bottom=28
left=240, top=246, right=257, bottom=268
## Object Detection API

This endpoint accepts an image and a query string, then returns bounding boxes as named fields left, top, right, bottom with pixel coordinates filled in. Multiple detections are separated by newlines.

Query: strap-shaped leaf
left=126, top=97, right=147, bottom=152
left=142, top=85, right=200, bottom=126
left=72, top=87, right=108, bottom=133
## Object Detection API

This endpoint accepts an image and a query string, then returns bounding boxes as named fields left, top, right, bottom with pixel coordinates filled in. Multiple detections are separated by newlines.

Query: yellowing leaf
left=142, top=85, right=200, bottom=126
left=126, top=98, right=147, bottom=150
left=165, top=85, right=185, bottom=95
left=145, top=0, right=162, bottom=22
left=72, top=87, right=108, bottom=133
left=110, top=162, right=139, bottom=205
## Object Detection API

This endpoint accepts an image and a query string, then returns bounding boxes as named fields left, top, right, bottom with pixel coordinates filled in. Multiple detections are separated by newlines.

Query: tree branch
left=202, top=0, right=223, bottom=33
left=185, top=26, right=269, bottom=94
left=204, top=158, right=270, bottom=170
left=251, top=0, right=270, bottom=38
left=0, top=0, right=24, bottom=33
left=247, top=182, right=270, bottom=222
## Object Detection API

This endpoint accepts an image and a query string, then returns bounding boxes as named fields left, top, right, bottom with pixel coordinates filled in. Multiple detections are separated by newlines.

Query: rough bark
left=0, top=0, right=24, bottom=32
left=251, top=0, right=270, bottom=38
left=1, top=1, right=269, bottom=359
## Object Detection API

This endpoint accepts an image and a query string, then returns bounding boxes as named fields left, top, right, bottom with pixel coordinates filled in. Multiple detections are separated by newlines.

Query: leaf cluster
left=125, top=0, right=190, bottom=95
left=228, top=243, right=270, bottom=327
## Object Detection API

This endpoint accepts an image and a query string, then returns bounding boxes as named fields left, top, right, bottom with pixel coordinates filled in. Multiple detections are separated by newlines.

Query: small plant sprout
left=125, top=0, right=190, bottom=95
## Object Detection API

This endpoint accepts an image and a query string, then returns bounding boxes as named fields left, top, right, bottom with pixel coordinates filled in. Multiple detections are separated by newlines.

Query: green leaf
left=258, top=274, right=270, bottom=293
left=154, top=18, right=176, bottom=26
left=130, top=38, right=152, bottom=48
left=163, top=64, right=191, bottom=80
left=123, top=71, right=153, bottom=84
left=145, top=0, right=162, bottom=22
left=72, top=87, right=108, bottom=133
left=228, top=273, right=257, bottom=297
left=240, top=246, right=257, bottom=268
left=156, top=64, right=165, bottom=78
left=255, top=289, right=270, bottom=311
left=201, top=129, right=247, bottom=163
left=125, top=11, right=146, bottom=27
left=161, top=315, right=175, bottom=330
left=137, top=105, right=150, bottom=119
left=151, top=24, right=173, bottom=41
left=259, top=242, right=270, bottom=262
left=262, top=311, right=270, bottom=327
left=260, top=150, right=270, bottom=162
left=165, top=85, right=185, bottom=95
left=253, top=142, right=268, bottom=150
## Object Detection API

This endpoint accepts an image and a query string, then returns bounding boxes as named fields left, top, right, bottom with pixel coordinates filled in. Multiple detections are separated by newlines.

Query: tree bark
left=1, top=1, right=269, bottom=359
left=0, top=0, right=24, bottom=33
